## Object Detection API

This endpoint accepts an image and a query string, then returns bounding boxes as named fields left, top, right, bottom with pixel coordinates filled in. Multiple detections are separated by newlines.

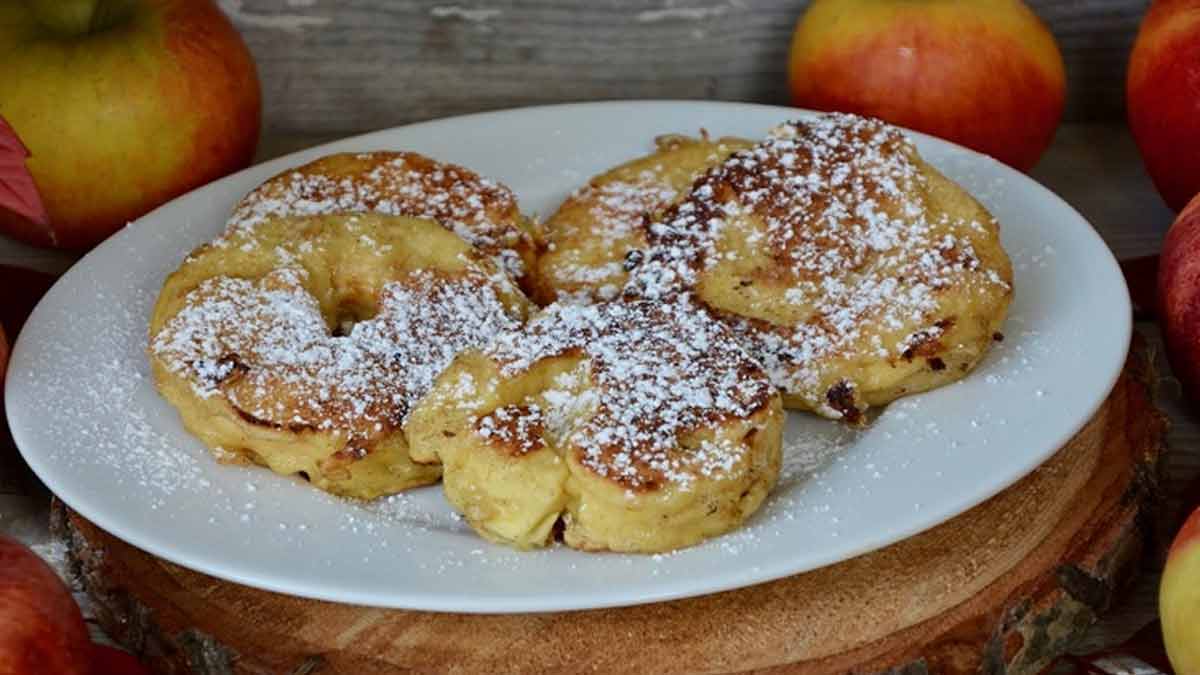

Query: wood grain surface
left=216, top=0, right=1145, bottom=135
left=54, top=343, right=1165, bottom=674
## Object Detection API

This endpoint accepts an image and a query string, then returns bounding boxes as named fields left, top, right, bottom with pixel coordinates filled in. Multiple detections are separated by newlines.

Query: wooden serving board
left=54, top=343, right=1166, bottom=675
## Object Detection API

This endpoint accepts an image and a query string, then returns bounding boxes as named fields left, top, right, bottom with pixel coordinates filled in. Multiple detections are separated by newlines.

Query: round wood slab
left=54, top=343, right=1166, bottom=675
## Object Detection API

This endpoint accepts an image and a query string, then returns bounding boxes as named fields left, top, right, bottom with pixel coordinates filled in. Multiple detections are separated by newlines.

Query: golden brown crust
left=532, top=135, right=752, bottom=305
left=405, top=297, right=784, bottom=552
left=475, top=404, right=547, bottom=457
left=229, top=151, right=539, bottom=290
left=483, top=299, right=775, bottom=490
left=149, top=213, right=531, bottom=499
left=627, top=113, right=1014, bottom=421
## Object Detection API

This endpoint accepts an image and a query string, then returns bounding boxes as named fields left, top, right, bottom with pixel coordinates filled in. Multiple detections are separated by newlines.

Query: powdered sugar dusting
left=779, top=423, right=860, bottom=485
left=227, top=152, right=531, bottom=279
left=578, top=175, right=677, bottom=248
left=476, top=404, right=547, bottom=455
left=481, top=296, right=776, bottom=490
left=588, top=176, right=678, bottom=241
left=152, top=266, right=520, bottom=442
left=627, top=113, right=1011, bottom=414
left=538, top=137, right=751, bottom=304
left=540, top=174, right=678, bottom=302
left=19, top=285, right=209, bottom=508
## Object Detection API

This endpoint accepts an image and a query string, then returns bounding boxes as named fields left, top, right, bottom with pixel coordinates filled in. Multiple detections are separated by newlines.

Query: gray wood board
left=217, top=0, right=1147, bottom=135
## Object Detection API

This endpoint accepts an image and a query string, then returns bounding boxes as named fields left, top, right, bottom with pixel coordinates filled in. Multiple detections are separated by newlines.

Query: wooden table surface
left=0, top=122, right=1196, bottom=668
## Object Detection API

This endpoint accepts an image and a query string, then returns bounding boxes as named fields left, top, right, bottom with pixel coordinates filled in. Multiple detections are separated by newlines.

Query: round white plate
left=7, top=102, right=1130, bottom=613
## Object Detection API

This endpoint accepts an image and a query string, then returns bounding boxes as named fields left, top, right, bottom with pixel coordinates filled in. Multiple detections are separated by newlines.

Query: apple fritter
left=228, top=151, right=540, bottom=292
left=532, top=134, right=753, bottom=305
left=405, top=296, right=784, bottom=553
left=627, top=113, right=1013, bottom=423
left=149, top=214, right=532, bottom=499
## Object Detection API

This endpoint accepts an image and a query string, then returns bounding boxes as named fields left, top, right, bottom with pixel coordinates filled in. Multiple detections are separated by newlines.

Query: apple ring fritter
left=227, top=151, right=539, bottom=291
left=149, top=214, right=532, bottom=499
left=405, top=296, right=784, bottom=553
left=626, top=113, right=1013, bottom=423
left=532, top=134, right=752, bottom=305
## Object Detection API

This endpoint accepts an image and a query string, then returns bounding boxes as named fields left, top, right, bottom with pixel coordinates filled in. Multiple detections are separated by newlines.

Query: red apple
left=90, top=644, right=152, bottom=675
left=1159, top=193, right=1200, bottom=403
left=0, top=0, right=260, bottom=249
left=787, top=0, right=1066, bottom=171
left=1128, top=0, right=1200, bottom=212
left=1162, top=506, right=1200, bottom=674
left=0, top=534, right=91, bottom=675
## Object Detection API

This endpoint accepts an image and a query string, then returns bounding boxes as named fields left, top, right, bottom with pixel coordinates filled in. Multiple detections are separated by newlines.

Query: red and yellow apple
left=1159, top=193, right=1200, bottom=403
left=787, top=0, right=1066, bottom=171
left=91, top=644, right=153, bottom=675
left=1128, top=0, right=1200, bottom=212
left=1162, top=506, right=1200, bottom=675
left=0, top=534, right=91, bottom=675
left=0, top=0, right=260, bottom=249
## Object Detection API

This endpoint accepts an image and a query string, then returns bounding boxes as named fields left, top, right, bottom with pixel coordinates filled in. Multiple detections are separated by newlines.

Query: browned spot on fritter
left=826, top=381, right=861, bottom=425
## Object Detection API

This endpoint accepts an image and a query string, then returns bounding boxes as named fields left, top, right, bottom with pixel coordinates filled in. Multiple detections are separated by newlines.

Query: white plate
left=6, top=102, right=1130, bottom=613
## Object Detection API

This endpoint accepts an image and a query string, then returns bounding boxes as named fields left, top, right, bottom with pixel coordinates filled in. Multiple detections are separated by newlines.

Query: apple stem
left=24, top=0, right=133, bottom=37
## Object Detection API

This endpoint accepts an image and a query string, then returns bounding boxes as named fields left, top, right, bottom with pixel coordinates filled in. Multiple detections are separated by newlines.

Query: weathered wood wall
left=217, top=0, right=1148, bottom=135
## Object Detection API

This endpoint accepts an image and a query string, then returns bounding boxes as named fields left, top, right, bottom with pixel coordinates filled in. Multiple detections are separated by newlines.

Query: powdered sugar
left=480, top=296, right=776, bottom=489
left=626, top=113, right=1011, bottom=411
left=539, top=138, right=749, bottom=303
left=17, top=284, right=210, bottom=508
left=581, top=175, right=676, bottom=246
left=476, top=404, right=547, bottom=454
left=537, top=176, right=675, bottom=302
left=227, top=152, right=531, bottom=280
left=152, top=266, right=520, bottom=441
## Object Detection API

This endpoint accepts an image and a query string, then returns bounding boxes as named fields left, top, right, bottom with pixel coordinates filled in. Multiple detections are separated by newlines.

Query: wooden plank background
left=219, top=0, right=1148, bottom=136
